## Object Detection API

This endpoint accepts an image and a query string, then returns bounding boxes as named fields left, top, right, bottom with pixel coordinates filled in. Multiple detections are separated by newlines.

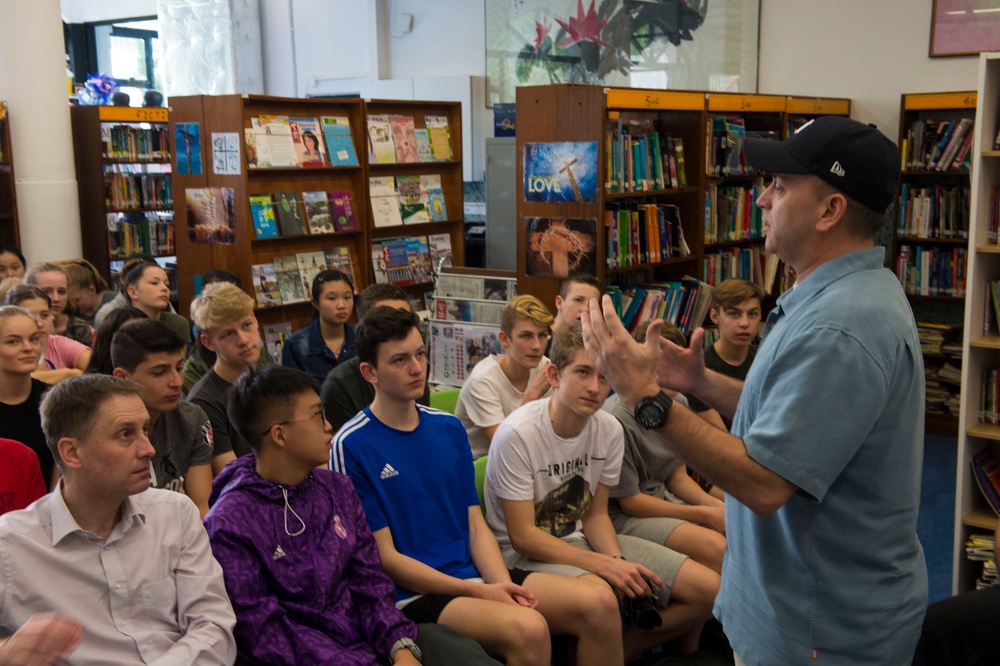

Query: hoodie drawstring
left=281, top=486, right=306, bottom=537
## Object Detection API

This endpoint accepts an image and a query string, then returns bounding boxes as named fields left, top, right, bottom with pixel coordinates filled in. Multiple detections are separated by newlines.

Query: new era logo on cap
left=743, top=115, right=900, bottom=214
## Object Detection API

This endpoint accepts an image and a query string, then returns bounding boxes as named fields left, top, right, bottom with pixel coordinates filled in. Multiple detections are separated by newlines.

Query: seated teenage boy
left=545, top=273, right=602, bottom=357
left=203, top=364, right=499, bottom=665
left=111, top=319, right=214, bottom=517
left=333, top=307, right=624, bottom=666
left=321, top=283, right=429, bottom=433
left=609, top=322, right=727, bottom=575
left=455, top=295, right=554, bottom=458
left=685, top=278, right=762, bottom=431
left=187, top=281, right=264, bottom=470
left=486, top=325, right=720, bottom=659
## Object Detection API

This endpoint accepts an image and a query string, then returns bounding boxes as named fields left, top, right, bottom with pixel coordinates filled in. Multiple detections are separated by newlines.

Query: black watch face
left=637, top=401, right=665, bottom=427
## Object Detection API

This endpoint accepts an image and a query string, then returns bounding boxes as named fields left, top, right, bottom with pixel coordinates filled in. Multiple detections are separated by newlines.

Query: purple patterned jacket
left=204, top=455, right=417, bottom=665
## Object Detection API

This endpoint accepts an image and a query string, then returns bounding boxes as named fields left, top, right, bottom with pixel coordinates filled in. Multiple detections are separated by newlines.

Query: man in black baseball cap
left=578, top=116, right=928, bottom=665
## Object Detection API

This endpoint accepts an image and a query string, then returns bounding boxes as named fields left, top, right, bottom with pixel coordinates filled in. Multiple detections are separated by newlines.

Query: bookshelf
left=167, top=95, right=465, bottom=331
left=70, top=105, right=175, bottom=289
left=894, top=91, right=977, bottom=437
left=954, top=53, right=1000, bottom=595
left=513, top=86, right=849, bottom=325
left=0, top=102, right=19, bottom=247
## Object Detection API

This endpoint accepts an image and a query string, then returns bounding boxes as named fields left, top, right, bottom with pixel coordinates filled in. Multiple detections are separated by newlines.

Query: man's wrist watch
left=390, top=637, right=422, bottom=662
left=634, top=391, right=673, bottom=429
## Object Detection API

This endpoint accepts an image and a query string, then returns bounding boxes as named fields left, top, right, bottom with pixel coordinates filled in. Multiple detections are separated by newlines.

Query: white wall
left=758, top=0, right=978, bottom=136
left=60, top=0, right=158, bottom=22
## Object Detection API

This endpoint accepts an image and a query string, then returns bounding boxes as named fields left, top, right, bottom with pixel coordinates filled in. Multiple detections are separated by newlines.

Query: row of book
left=367, top=113, right=453, bottom=164
left=250, top=246, right=361, bottom=308
left=704, top=182, right=765, bottom=244
left=925, top=359, right=961, bottom=417
left=370, top=174, right=449, bottom=228
left=371, top=233, right=452, bottom=287
left=604, top=119, right=689, bottom=193
left=604, top=203, right=690, bottom=270
left=964, top=532, right=997, bottom=590
left=107, top=211, right=175, bottom=260
left=105, top=173, right=172, bottom=211
left=985, top=186, right=1000, bottom=245
left=897, top=184, right=970, bottom=239
left=706, top=116, right=777, bottom=178
left=245, top=115, right=359, bottom=169
left=702, top=246, right=785, bottom=295
left=102, top=124, right=170, bottom=162
left=917, top=321, right=963, bottom=357
left=607, top=278, right=713, bottom=338
left=894, top=245, right=967, bottom=297
left=901, top=117, right=975, bottom=172
left=250, top=191, right=358, bottom=239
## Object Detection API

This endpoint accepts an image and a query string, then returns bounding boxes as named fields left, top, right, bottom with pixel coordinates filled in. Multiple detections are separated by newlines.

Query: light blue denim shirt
left=718, top=247, right=928, bottom=665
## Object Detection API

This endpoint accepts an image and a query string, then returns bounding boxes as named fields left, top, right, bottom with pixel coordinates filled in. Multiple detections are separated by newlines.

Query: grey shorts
left=504, top=535, right=687, bottom=605
left=616, top=514, right=686, bottom=545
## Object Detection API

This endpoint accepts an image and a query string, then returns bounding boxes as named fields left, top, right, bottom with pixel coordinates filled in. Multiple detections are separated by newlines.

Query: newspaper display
left=427, top=320, right=503, bottom=388
left=432, top=297, right=506, bottom=326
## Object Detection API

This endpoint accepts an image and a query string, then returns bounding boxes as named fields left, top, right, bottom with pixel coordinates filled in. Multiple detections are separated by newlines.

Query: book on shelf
left=296, top=250, right=328, bottom=296
left=396, top=175, right=430, bottom=225
left=428, top=232, right=453, bottom=269
left=370, top=236, right=434, bottom=286
left=272, top=192, right=307, bottom=236
left=329, top=191, right=359, bottom=232
left=290, top=117, right=327, bottom=167
left=604, top=202, right=689, bottom=269
left=263, top=322, right=292, bottom=365
left=325, top=245, right=362, bottom=293
left=301, top=191, right=335, bottom=234
left=251, top=263, right=281, bottom=307
left=103, top=124, right=170, bottom=162
left=390, top=115, right=420, bottom=163
left=895, top=245, right=967, bottom=297
left=971, top=447, right=1000, bottom=516
left=415, top=128, right=433, bottom=162
left=903, top=118, right=975, bottom=172
left=421, top=174, right=448, bottom=221
left=106, top=211, right=175, bottom=260
left=249, top=195, right=279, bottom=239
left=897, top=183, right=970, bottom=239
left=425, top=115, right=453, bottom=161
left=366, top=114, right=396, bottom=164
left=369, top=176, right=404, bottom=228
left=605, top=278, right=713, bottom=338
left=253, top=115, right=298, bottom=168
left=273, top=254, right=308, bottom=304
left=320, top=116, right=359, bottom=166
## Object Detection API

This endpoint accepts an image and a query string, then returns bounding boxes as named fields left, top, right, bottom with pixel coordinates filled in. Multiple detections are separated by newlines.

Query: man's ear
left=359, top=361, right=378, bottom=385
left=545, top=361, right=560, bottom=388
left=112, top=367, right=130, bottom=380
left=498, top=330, right=510, bottom=350
left=554, top=294, right=564, bottom=313
left=709, top=307, right=720, bottom=325
left=816, top=191, right=848, bottom=232
left=58, top=437, right=83, bottom=470
left=200, top=331, right=217, bottom=353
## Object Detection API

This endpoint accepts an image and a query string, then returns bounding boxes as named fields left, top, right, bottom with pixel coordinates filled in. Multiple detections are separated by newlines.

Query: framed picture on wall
left=930, top=0, right=1000, bottom=57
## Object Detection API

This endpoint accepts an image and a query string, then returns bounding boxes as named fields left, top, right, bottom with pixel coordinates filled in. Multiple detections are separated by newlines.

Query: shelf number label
left=740, top=98, right=754, bottom=110
left=136, top=108, right=168, bottom=122
left=645, top=94, right=661, bottom=108
left=963, top=95, right=975, bottom=108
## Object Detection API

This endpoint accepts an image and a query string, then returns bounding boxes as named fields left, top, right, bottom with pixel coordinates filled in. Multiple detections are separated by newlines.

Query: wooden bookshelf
left=0, top=102, right=20, bottom=247
left=893, top=91, right=977, bottom=437
left=954, top=54, right=1000, bottom=594
left=513, top=86, right=849, bottom=322
left=167, top=95, right=464, bottom=331
left=70, top=105, right=175, bottom=289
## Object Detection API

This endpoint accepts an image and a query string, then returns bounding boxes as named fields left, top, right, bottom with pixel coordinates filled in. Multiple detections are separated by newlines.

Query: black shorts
left=400, top=568, right=533, bottom=624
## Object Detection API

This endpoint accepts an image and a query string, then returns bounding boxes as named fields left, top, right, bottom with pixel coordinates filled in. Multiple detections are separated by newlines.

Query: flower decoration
left=555, top=0, right=611, bottom=49
left=534, top=18, right=552, bottom=53
left=76, top=73, right=119, bottom=106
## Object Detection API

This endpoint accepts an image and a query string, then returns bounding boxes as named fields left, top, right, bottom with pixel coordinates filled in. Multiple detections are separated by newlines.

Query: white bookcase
left=954, top=51, right=1000, bottom=594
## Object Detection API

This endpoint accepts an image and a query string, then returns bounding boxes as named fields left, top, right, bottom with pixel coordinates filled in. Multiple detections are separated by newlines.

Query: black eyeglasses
left=260, top=408, right=328, bottom=436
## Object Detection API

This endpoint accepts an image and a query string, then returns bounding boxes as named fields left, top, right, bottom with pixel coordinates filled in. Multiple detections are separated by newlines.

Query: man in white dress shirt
left=0, top=374, right=236, bottom=666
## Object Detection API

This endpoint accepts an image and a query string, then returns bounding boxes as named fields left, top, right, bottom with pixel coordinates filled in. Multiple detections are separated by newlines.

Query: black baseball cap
left=743, top=116, right=900, bottom=215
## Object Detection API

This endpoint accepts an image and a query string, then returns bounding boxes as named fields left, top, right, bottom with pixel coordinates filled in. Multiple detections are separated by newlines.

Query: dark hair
left=356, top=306, right=421, bottom=367
left=0, top=244, right=26, bottom=266
left=86, top=306, right=147, bottom=375
left=202, top=268, right=243, bottom=289
left=118, top=255, right=159, bottom=290
left=110, top=318, right=184, bottom=372
left=122, top=261, right=162, bottom=297
left=559, top=273, right=602, bottom=299
left=228, top=364, right=320, bottom=453
left=302, top=130, right=320, bottom=150
left=357, top=283, right=409, bottom=319
left=3, top=284, right=49, bottom=308
left=41, top=374, right=144, bottom=470
left=311, top=269, right=353, bottom=303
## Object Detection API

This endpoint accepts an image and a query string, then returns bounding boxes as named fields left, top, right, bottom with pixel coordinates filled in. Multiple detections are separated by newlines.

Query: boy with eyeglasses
left=455, top=295, right=554, bottom=458
left=204, top=364, right=498, bottom=665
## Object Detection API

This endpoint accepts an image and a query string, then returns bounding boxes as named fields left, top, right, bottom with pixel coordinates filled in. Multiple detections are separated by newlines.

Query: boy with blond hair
left=187, top=281, right=263, bottom=471
left=455, top=294, right=554, bottom=458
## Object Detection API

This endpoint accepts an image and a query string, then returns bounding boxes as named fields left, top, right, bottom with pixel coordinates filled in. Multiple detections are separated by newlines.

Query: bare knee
left=504, top=608, right=551, bottom=662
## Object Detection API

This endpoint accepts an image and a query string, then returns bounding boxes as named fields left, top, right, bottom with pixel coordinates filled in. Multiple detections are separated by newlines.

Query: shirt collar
left=775, top=246, right=885, bottom=317
left=50, top=483, right=148, bottom=546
